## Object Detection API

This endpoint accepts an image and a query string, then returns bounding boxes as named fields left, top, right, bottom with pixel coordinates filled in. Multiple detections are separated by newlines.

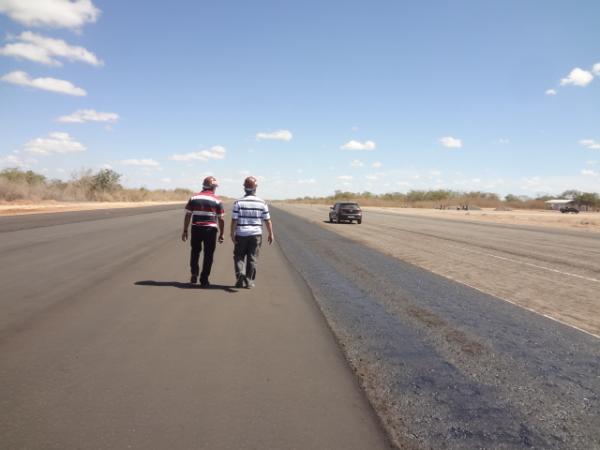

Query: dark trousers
left=190, top=226, right=217, bottom=283
left=233, top=235, right=262, bottom=280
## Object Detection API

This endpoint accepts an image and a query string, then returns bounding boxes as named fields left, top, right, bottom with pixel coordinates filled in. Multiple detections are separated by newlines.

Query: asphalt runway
left=273, top=205, right=600, bottom=449
left=0, top=206, right=390, bottom=450
left=2, top=205, right=599, bottom=449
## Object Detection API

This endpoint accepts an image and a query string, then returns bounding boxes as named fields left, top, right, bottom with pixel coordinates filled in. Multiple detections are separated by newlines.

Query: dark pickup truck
left=329, top=202, right=362, bottom=224
left=560, top=206, right=579, bottom=214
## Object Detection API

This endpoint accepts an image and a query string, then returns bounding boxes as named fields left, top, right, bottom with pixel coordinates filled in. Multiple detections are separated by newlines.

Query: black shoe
left=190, top=275, right=198, bottom=285
left=200, top=280, right=210, bottom=288
left=246, top=280, right=255, bottom=289
left=235, top=275, right=245, bottom=288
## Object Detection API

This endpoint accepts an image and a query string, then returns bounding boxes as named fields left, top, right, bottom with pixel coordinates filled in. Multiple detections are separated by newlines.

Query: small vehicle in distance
left=560, top=206, right=579, bottom=214
left=329, top=202, right=362, bottom=224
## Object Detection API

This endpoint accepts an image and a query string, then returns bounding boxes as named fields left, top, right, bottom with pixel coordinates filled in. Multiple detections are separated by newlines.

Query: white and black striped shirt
left=232, top=195, right=270, bottom=236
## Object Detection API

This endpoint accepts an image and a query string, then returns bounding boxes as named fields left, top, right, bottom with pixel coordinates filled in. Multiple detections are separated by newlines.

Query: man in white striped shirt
left=230, top=176, right=274, bottom=288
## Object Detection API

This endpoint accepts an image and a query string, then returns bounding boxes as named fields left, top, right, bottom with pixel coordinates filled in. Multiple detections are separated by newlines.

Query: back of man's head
left=244, top=176, right=257, bottom=194
left=203, top=176, right=218, bottom=191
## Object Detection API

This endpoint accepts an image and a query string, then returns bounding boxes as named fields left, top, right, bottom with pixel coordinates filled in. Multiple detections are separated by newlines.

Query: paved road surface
left=273, top=205, right=600, bottom=449
left=0, top=206, right=390, bottom=450
left=277, top=203, right=600, bottom=336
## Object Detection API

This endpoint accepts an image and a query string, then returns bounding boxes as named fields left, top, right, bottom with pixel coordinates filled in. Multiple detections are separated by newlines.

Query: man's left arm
left=264, top=219, right=274, bottom=245
left=217, top=201, right=225, bottom=243
left=262, top=204, right=273, bottom=244
left=217, top=217, right=225, bottom=243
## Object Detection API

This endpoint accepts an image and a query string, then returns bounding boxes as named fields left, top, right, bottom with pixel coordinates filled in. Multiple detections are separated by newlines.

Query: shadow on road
left=135, top=280, right=237, bottom=293
left=322, top=220, right=357, bottom=225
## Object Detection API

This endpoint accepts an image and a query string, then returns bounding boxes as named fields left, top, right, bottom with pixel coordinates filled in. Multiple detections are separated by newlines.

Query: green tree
left=504, top=194, right=521, bottom=202
left=0, top=168, right=46, bottom=185
left=560, top=189, right=580, bottom=199
left=91, top=169, right=122, bottom=192
left=576, top=192, right=600, bottom=209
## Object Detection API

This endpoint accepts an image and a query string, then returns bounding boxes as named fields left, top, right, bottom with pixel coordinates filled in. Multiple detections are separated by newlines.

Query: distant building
left=545, top=199, right=574, bottom=210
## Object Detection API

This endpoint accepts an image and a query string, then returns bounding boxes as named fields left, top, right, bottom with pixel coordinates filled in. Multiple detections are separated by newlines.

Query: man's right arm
left=182, top=212, right=191, bottom=241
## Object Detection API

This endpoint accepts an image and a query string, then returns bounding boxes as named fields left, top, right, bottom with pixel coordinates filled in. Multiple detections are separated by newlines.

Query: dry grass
left=285, top=196, right=549, bottom=210
left=0, top=168, right=192, bottom=203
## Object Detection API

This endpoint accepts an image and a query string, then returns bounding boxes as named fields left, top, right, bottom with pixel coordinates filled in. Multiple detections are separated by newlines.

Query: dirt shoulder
left=0, top=201, right=184, bottom=216
left=279, top=203, right=600, bottom=233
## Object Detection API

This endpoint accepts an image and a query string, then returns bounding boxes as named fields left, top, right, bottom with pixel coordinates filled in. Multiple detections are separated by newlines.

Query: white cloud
left=0, top=151, right=37, bottom=167
left=365, top=174, right=379, bottom=181
left=351, top=126, right=359, bottom=132
left=160, top=177, right=172, bottom=183
left=57, top=109, right=118, bottom=123
left=350, top=159, right=364, bottom=167
left=545, top=89, right=557, bottom=96
left=372, top=161, right=382, bottom=168
left=0, top=0, right=100, bottom=30
left=581, top=169, right=598, bottom=177
left=336, top=175, right=353, bottom=181
left=498, top=138, right=510, bottom=144
left=170, top=145, right=226, bottom=162
left=579, top=139, right=600, bottom=150
left=586, top=160, right=598, bottom=166
left=341, top=140, right=376, bottom=151
left=593, top=63, right=600, bottom=76
left=256, top=129, right=293, bottom=141
left=520, top=176, right=552, bottom=193
left=439, top=136, right=462, bottom=148
left=120, top=159, right=160, bottom=168
left=23, top=132, right=85, bottom=155
left=560, top=67, right=594, bottom=87
left=1, top=70, right=86, bottom=96
left=0, top=31, right=102, bottom=66
left=298, top=178, right=316, bottom=184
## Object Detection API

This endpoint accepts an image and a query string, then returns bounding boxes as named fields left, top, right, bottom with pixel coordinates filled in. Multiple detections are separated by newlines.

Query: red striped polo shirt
left=184, top=190, right=225, bottom=228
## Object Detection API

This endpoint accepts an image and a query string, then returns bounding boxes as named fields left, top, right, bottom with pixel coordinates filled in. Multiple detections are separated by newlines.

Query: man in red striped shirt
left=181, top=176, right=225, bottom=287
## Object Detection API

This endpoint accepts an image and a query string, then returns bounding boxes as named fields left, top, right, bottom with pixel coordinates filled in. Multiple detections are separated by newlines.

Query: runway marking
left=358, top=213, right=600, bottom=284
left=441, top=275, right=600, bottom=340
left=466, top=249, right=600, bottom=284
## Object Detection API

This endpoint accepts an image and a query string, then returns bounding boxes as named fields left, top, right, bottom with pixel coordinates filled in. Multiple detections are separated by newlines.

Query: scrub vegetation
left=0, top=167, right=192, bottom=202
left=290, top=189, right=600, bottom=210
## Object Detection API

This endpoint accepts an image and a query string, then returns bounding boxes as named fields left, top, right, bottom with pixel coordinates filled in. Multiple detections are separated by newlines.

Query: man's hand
left=230, top=232, right=236, bottom=243
left=268, top=233, right=274, bottom=245
left=218, top=234, right=224, bottom=244
left=181, top=230, right=188, bottom=242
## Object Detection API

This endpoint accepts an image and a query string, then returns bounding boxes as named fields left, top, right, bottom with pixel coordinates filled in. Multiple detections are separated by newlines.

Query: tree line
left=0, top=167, right=192, bottom=202
left=292, top=189, right=600, bottom=210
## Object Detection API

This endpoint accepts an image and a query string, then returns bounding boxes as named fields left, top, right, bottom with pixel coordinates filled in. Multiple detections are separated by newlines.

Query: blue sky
left=1, top=0, right=599, bottom=199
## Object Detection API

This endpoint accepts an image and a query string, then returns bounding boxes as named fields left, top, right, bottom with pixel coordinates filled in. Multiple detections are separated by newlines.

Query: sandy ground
left=280, top=203, right=600, bottom=233
left=0, top=200, right=184, bottom=216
